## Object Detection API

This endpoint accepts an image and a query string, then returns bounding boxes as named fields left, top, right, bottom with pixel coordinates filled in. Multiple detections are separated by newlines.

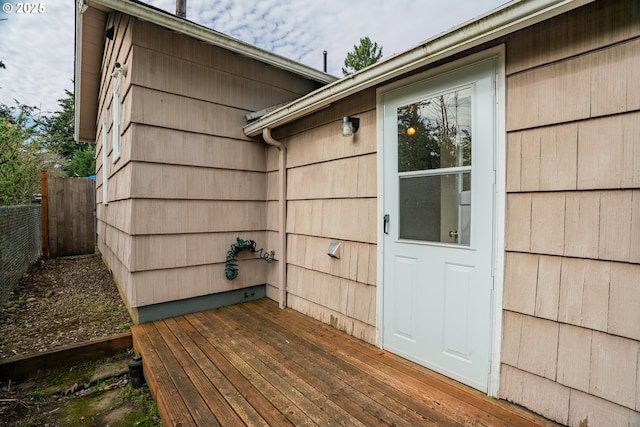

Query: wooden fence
left=42, top=174, right=96, bottom=257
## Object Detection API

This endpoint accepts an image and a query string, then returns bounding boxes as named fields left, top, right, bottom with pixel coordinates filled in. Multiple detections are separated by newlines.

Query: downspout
left=262, top=128, right=287, bottom=309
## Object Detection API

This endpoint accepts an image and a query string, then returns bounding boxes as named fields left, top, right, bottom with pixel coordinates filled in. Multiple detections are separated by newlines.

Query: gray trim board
left=136, top=285, right=266, bottom=323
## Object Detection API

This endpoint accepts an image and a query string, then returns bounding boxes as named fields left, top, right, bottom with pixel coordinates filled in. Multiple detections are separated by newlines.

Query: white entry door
left=381, top=58, right=496, bottom=392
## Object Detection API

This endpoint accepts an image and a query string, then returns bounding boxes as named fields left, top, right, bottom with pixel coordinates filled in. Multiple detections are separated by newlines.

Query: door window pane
left=399, top=172, right=471, bottom=245
left=397, top=87, right=471, bottom=173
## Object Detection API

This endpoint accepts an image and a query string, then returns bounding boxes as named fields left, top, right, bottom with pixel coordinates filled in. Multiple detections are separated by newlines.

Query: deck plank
left=142, top=322, right=221, bottom=426
left=175, top=315, right=294, bottom=427
left=212, top=306, right=399, bottom=427
left=163, top=317, right=271, bottom=427
left=153, top=319, right=248, bottom=425
left=216, top=306, right=401, bottom=427
left=251, top=299, right=552, bottom=427
left=133, top=299, right=560, bottom=427
left=132, top=323, right=197, bottom=427
left=189, top=312, right=318, bottom=426
left=220, top=302, right=461, bottom=427
left=194, top=310, right=358, bottom=427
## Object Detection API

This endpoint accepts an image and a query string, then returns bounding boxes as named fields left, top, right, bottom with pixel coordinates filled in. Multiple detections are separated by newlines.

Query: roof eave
left=75, top=1, right=108, bottom=143
left=244, top=0, right=596, bottom=137
left=83, top=0, right=337, bottom=85
left=74, top=2, right=83, bottom=143
left=74, top=0, right=338, bottom=142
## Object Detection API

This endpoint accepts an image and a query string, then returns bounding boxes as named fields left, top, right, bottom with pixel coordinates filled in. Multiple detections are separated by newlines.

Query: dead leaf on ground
left=63, top=383, right=78, bottom=396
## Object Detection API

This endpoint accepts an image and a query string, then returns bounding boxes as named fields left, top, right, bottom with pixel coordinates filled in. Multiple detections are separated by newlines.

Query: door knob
left=449, top=230, right=459, bottom=239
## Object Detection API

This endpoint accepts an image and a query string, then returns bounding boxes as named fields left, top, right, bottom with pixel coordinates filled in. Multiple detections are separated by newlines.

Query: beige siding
left=577, top=114, right=640, bottom=190
left=500, top=365, right=571, bottom=425
left=130, top=200, right=266, bottom=235
left=128, top=86, right=250, bottom=140
left=287, top=234, right=376, bottom=286
left=609, top=263, right=640, bottom=341
left=97, top=222, right=135, bottom=319
left=501, top=0, right=640, bottom=423
left=569, top=390, right=640, bottom=427
left=129, top=231, right=268, bottom=272
left=129, top=163, right=267, bottom=200
left=286, top=293, right=376, bottom=344
left=287, top=199, right=377, bottom=243
left=96, top=13, right=324, bottom=316
left=131, top=259, right=267, bottom=307
left=507, top=41, right=640, bottom=130
left=507, top=124, right=578, bottom=192
left=287, top=155, right=376, bottom=200
left=95, top=13, right=135, bottom=314
left=506, top=0, right=640, bottom=76
left=131, top=19, right=322, bottom=99
left=130, top=125, right=265, bottom=171
left=273, top=92, right=378, bottom=342
left=131, top=46, right=315, bottom=112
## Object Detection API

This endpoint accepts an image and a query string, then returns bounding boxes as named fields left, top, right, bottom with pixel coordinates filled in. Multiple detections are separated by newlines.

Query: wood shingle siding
left=500, top=0, right=640, bottom=422
left=94, top=11, right=327, bottom=319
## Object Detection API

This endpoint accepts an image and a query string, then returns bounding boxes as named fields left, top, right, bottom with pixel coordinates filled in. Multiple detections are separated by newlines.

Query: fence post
left=41, top=170, right=49, bottom=258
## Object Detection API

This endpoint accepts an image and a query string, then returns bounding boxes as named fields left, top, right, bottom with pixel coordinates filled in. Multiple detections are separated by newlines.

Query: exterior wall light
left=342, top=116, right=360, bottom=137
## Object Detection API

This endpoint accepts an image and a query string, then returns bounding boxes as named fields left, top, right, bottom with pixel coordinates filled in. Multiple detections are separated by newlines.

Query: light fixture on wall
left=105, top=26, right=115, bottom=40
left=111, top=62, right=127, bottom=78
left=341, top=116, right=360, bottom=137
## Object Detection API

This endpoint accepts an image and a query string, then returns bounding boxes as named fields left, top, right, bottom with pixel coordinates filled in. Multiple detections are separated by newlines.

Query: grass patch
left=115, top=322, right=132, bottom=333
left=6, top=352, right=161, bottom=426
left=47, top=362, right=95, bottom=390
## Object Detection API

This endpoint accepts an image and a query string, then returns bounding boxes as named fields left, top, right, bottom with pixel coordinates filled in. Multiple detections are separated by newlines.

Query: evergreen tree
left=41, top=90, right=76, bottom=158
left=41, top=89, right=95, bottom=177
left=65, top=144, right=95, bottom=177
left=342, top=36, right=383, bottom=76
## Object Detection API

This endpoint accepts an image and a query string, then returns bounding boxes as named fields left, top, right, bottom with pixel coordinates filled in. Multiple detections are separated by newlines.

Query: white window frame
left=101, top=112, right=108, bottom=205
left=112, top=70, right=122, bottom=163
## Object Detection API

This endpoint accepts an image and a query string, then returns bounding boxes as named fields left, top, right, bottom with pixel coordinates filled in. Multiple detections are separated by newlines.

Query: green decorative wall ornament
left=225, top=238, right=275, bottom=280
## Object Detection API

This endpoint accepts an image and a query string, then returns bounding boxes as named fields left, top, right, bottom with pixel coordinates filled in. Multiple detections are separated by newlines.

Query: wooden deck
left=132, top=299, right=558, bottom=426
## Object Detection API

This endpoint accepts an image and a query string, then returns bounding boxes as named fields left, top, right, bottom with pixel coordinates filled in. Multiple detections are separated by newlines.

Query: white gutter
left=86, top=0, right=337, bottom=85
left=262, top=128, right=288, bottom=309
left=244, top=0, right=595, bottom=137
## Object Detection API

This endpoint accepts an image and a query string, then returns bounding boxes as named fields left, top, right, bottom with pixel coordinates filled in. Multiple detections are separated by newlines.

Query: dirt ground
left=0, top=254, right=132, bottom=360
left=0, top=351, right=160, bottom=426
left=0, top=254, right=160, bottom=426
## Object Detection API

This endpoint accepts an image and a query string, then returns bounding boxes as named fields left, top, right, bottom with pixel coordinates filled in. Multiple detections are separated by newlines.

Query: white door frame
left=375, top=46, right=506, bottom=397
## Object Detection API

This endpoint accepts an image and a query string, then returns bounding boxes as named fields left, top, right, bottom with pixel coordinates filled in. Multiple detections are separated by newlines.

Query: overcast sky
left=0, top=0, right=507, bottom=116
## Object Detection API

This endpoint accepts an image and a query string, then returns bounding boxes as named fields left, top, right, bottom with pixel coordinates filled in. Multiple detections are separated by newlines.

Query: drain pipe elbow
left=263, top=127, right=283, bottom=150
left=262, top=128, right=287, bottom=309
